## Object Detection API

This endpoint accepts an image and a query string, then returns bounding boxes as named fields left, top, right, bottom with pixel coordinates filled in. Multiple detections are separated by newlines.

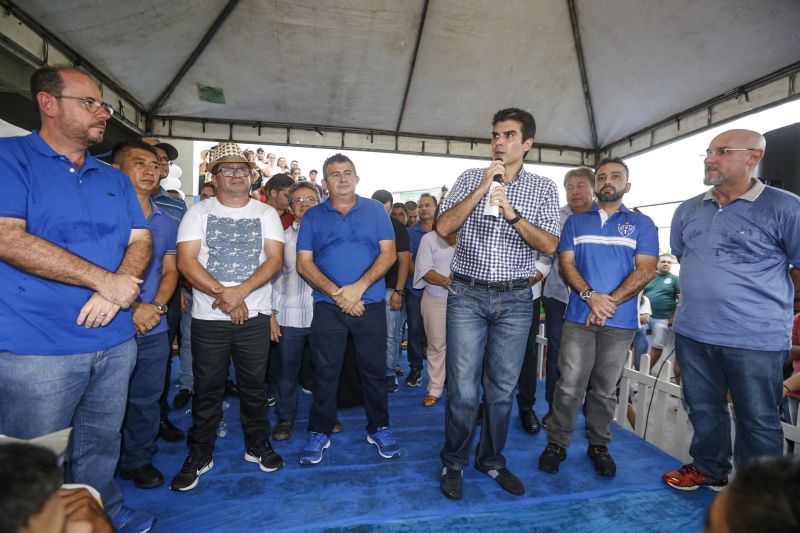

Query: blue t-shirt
left=671, top=181, right=800, bottom=351
left=137, top=201, right=178, bottom=337
left=296, top=195, right=394, bottom=305
left=0, top=132, right=149, bottom=355
left=559, top=204, right=659, bottom=329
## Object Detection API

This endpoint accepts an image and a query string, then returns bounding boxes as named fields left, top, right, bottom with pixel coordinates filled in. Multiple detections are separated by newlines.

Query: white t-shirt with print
left=178, top=197, right=284, bottom=320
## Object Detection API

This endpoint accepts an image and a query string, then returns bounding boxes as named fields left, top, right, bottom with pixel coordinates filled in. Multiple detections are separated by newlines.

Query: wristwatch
left=579, top=288, right=594, bottom=302
left=506, top=208, right=522, bottom=226
left=150, top=300, right=168, bottom=314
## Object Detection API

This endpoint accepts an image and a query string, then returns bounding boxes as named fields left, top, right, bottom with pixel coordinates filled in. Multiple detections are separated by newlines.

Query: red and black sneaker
left=662, top=464, right=728, bottom=492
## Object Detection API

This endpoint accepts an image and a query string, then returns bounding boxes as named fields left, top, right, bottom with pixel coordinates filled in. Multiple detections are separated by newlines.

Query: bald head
left=713, top=129, right=766, bottom=152
left=704, top=129, right=766, bottom=188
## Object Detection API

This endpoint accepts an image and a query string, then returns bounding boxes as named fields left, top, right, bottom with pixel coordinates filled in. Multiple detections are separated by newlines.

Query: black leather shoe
left=588, top=445, right=617, bottom=477
left=120, top=464, right=164, bottom=489
left=520, top=408, right=541, bottom=434
left=440, top=467, right=463, bottom=500
left=539, top=442, right=567, bottom=474
left=159, top=417, right=185, bottom=443
left=475, top=465, right=525, bottom=496
left=272, top=419, right=293, bottom=441
left=173, top=388, right=192, bottom=409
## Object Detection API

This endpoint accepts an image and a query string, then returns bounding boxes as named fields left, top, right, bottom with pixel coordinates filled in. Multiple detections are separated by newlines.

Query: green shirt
left=644, top=272, right=680, bottom=319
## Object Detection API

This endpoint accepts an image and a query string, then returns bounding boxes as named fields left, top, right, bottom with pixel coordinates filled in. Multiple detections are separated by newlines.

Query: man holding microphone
left=436, top=108, right=560, bottom=499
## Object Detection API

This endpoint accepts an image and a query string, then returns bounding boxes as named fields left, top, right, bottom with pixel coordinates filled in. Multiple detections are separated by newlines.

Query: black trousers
left=308, top=302, right=387, bottom=434
left=516, top=297, right=542, bottom=410
left=187, top=314, right=270, bottom=456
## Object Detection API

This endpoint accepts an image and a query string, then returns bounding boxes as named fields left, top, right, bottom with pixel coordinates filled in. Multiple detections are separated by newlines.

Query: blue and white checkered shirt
left=440, top=167, right=560, bottom=282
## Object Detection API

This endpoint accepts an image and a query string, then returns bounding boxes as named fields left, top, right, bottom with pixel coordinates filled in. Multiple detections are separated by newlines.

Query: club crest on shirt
left=618, top=223, right=635, bottom=237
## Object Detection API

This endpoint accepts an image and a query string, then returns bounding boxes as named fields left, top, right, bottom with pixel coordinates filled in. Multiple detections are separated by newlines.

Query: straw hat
left=207, top=142, right=256, bottom=173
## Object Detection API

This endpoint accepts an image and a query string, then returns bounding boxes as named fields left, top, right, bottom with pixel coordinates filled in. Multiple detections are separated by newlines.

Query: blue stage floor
left=121, top=361, right=714, bottom=532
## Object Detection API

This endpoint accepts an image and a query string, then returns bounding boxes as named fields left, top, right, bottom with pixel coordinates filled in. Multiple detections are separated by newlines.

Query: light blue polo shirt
left=559, top=204, right=659, bottom=329
left=671, top=179, right=800, bottom=351
left=0, top=132, right=149, bottom=355
left=297, top=195, right=394, bottom=305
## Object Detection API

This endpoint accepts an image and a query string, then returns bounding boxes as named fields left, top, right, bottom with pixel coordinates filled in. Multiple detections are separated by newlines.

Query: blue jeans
left=121, top=332, right=170, bottom=470
left=675, top=333, right=786, bottom=480
left=384, top=288, right=407, bottom=376
left=441, top=280, right=532, bottom=470
left=632, top=326, right=649, bottom=370
left=275, top=326, right=312, bottom=421
left=405, top=291, right=425, bottom=369
left=0, top=338, right=137, bottom=515
left=542, top=296, right=567, bottom=406
left=178, top=289, right=194, bottom=390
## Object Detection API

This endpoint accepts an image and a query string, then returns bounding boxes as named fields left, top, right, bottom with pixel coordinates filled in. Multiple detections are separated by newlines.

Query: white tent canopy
left=2, top=0, right=799, bottom=166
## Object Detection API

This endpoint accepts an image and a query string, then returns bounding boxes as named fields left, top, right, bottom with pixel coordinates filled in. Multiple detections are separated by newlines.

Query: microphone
left=483, top=160, right=504, bottom=217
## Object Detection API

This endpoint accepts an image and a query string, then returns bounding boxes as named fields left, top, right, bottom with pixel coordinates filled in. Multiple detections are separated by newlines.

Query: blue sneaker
left=299, top=431, right=331, bottom=465
left=111, top=505, right=155, bottom=533
left=367, top=427, right=400, bottom=459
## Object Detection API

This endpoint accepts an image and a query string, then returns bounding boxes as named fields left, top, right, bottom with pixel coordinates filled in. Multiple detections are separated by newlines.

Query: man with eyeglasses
left=171, top=142, right=285, bottom=491
left=0, top=65, right=154, bottom=532
left=663, top=129, right=800, bottom=492
left=270, top=182, right=322, bottom=441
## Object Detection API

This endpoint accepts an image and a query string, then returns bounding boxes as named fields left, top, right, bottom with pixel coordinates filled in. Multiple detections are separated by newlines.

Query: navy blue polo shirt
left=0, top=132, right=149, bottom=355
left=297, top=195, right=394, bottom=305
left=559, top=204, right=658, bottom=329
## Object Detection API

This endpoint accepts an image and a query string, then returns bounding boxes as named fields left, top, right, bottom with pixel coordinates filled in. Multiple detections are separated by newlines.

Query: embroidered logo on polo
left=618, top=223, right=635, bottom=237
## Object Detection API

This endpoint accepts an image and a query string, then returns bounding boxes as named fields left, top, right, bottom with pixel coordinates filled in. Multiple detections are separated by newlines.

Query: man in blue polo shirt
left=296, top=153, right=398, bottom=465
left=112, top=141, right=179, bottom=491
left=0, top=65, right=153, bottom=532
left=539, top=158, right=657, bottom=477
left=663, top=129, right=800, bottom=492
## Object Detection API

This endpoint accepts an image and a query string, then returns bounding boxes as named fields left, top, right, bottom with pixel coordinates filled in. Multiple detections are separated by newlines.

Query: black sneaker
left=170, top=455, right=213, bottom=491
left=440, top=467, right=463, bottom=500
left=272, top=419, right=293, bottom=441
left=387, top=375, right=399, bottom=393
left=173, top=388, right=192, bottom=409
left=538, top=443, right=567, bottom=474
left=520, top=408, right=541, bottom=434
left=587, top=445, right=616, bottom=477
left=405, top=367, right=422, bottom=387
left=475, top=465, right=525, bottom=496
left=244, top=443, right=284, bottom=473
left=119, top=463, right=164, bottom=489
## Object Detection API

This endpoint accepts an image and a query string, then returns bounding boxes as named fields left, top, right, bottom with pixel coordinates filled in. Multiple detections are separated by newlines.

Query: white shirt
left=271, top=222, right=314, bottom=328
left=177, top=197, right=284, bottom=320
left=413, top=232, right=456, bottom=300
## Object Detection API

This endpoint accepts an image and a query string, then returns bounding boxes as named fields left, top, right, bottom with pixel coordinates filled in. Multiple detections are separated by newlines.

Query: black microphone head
left=492, top=175, right=504, bottom=183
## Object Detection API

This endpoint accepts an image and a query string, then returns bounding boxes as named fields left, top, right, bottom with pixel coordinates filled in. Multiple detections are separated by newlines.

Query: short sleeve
left=375, top=204, right=394, bottom=242
left=296, top=210, right=315, bottom=252
left=531, top=179, right=561, bottom=237
left=635, top=215, right=659, bottom=257
left=164, top=217, right=178, bottom=255
left=557, top=215, right=576, bottom=253
left=394, top=222, right=410, bottom=253
left=261, top=206, right=285, bottom=243
left=439, top=170, right=475, bottom=214
left=413, top=235, right=435, bottom=290
left=177, top=204, right=204, bottom=243
left=0, top=140, right=30, bottom=219
left=670, top=205, right=684, bottom=258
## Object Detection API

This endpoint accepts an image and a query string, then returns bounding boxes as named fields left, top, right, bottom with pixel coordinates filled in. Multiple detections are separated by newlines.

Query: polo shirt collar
left=148, top=198, right=164, bottom=218
left=25, top=130, right=101, bottom=171
left=702, top=178, right=765, bottom=203
left=589, top=203, right=630, bottom=214
left=320, top=194, right=364, bottom=213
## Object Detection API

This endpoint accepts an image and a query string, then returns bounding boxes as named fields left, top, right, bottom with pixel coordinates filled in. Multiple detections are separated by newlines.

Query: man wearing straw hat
left=170, top=142, right=285, bottom=491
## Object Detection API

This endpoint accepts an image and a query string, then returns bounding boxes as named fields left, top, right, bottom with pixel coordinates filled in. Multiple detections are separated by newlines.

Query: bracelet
left=506, top=208, right=522, bottom=226
left=394, top=289, right=404, bottom=295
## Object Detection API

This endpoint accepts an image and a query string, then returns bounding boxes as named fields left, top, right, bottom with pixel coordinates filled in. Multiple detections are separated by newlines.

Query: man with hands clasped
left=295, top=153, right=399, bottom=465
left=539, top=158, right=658, bottom=478
left=170, top=142, right=285, bottom=491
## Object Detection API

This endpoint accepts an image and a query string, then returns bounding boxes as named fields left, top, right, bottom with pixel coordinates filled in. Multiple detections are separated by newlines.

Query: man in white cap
left=171, top=142, right=285, bottom=491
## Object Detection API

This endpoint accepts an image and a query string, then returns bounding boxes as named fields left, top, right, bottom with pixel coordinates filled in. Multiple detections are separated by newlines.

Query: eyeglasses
left=700, top=148, right=755, bottom=157
left=54, top=95, right=114, bottom=116
left=215, top=167, right=251, bottom=177
left=292, top=196, right=319, bottom=206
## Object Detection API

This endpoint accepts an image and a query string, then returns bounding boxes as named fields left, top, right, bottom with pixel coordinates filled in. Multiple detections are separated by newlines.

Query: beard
left=703, top=172, right=724, bottom=186
left=596, top=188, right=625, bottom=203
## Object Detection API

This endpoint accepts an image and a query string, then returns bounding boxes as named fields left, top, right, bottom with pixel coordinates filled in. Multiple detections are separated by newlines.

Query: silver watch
left=150, top=300, right=168, bottom=314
